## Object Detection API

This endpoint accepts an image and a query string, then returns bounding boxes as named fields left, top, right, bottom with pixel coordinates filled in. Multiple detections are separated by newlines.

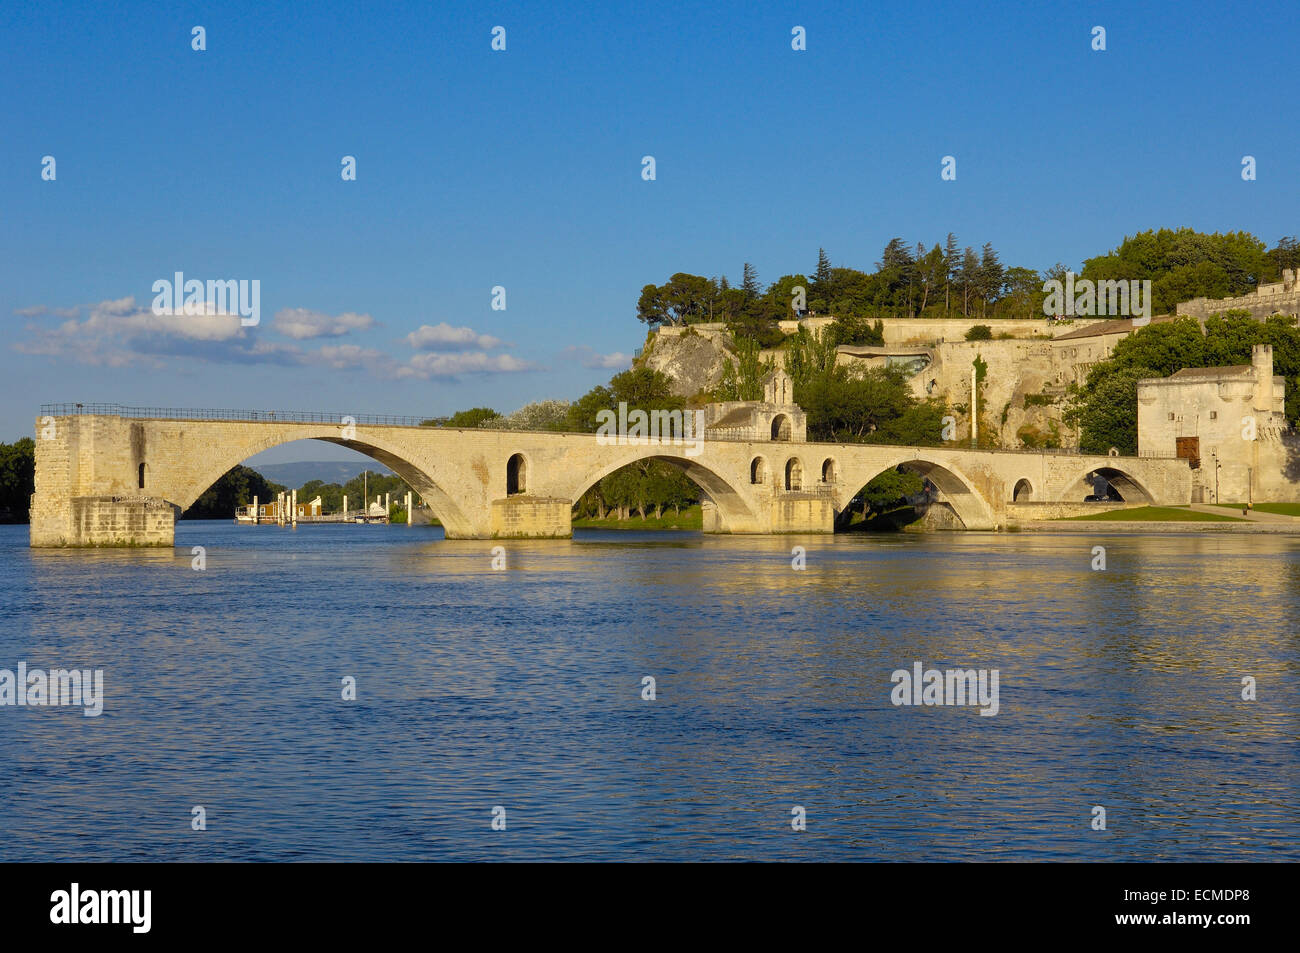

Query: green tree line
left=636, top=231, right=1300, bottom=340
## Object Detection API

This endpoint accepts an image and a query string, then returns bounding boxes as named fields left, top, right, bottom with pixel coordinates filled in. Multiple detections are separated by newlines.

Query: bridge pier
left=487, top=496, right=572, bottom=539
left=30, top=495, right=177, bottom=547
left=767, top=495, right=836, bottom=533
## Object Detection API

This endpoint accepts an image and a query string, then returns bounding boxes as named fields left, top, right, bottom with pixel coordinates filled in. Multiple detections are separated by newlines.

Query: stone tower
left=763, top=366, right=793, bottom=406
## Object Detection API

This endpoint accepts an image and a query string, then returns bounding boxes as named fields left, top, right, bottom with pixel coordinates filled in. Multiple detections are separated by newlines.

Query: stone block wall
left=489, top=496, right=572, bottom=538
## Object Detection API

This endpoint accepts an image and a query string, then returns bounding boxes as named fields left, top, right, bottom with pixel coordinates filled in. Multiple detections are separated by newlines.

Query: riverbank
left=1011, top=519, right=1300, bottom=534
left=572, top=505, right=703, bottom=531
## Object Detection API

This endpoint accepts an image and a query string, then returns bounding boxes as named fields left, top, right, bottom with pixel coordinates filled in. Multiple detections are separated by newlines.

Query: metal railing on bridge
left=37, top=402, right=1181, bottom=460
left=39, top=403, right=435, bottom=428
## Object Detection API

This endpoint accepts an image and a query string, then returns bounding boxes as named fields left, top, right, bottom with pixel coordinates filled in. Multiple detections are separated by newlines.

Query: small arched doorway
left=750, top=457, right=766, bottom=484
left=821, top=458, right=835, bottom=484
left=1012, top=478, right=1033, bottom=502
left=785, top=457, right=803, bottom=491
left=771, top=415, right=792, bottom=441
left=506, top=454, right=527, bottom=495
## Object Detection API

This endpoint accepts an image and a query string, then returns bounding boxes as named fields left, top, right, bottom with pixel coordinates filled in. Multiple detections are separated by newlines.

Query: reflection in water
left=1, top=523, right=1297, bottom=861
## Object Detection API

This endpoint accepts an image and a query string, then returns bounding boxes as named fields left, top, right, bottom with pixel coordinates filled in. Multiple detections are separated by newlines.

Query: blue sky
left=3, top=0, right=1297, bottom=463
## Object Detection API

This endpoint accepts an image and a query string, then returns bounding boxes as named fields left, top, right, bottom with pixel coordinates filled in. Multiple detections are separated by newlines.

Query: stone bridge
left=29, top=407, right=1193, bottom=546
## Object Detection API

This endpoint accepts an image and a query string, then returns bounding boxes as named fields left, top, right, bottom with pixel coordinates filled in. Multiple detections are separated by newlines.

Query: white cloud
left=14, top=297, right=250, bottom=367
left=12, top=297, right=535, bottom=381
left=405, top=322, right=502, bottom=351
left=397, top=352, right=534, bottom=378
left=14, top=305, right=80, bottom=319
left=272, top=308, right=376, bottom=340
left=561, top=345, right=632, bottom=369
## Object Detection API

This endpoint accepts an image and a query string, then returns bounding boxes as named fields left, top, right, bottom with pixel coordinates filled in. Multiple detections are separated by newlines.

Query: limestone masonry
left=31, top=407, right=1190, bottom=546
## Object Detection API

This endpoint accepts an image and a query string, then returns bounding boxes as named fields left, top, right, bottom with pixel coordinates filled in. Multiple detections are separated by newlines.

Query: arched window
left=750, top=457, right=766, bottom=484
left=821, top=458, right=835, bottom=483
left=506, top=454, right=527, bottom=495
left=771, top=415, right=792, bottom=441
left=785, top=458, right=802, bottom=491
left=138, top=462, right=146, bottom=489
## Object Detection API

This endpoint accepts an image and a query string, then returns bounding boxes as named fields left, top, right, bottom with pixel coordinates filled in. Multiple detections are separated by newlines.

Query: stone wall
left=31, top=495, right=176, bottom=547
left=1178, top=271, right=1300, bottom=321
left=489, top=496, right=572, bottom=538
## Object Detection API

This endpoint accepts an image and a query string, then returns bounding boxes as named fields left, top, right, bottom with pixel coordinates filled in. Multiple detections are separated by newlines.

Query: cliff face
left=639, top=329, right=735, bottom=399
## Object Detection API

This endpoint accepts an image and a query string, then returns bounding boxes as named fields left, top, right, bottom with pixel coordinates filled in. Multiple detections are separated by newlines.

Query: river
left=1, top=522, right=1296, bottom=861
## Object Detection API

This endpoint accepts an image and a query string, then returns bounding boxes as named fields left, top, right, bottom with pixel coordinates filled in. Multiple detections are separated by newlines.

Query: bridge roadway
left=29, top=407, right=1193, bottom=546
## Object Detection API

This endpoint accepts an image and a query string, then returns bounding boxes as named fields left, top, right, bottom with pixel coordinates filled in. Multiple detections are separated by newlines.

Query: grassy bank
left=573, top=505, right=703, bottom=531
left=1061, top=506, right=1246, bottom=522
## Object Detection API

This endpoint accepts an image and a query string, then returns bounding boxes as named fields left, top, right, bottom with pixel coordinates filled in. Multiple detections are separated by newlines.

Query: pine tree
left=741, top=262, right=760, bottom=299
left=814, top=248, right=832, bottom=286
left=944, top=233, right=959, bottom=315
left=978, top=242, right=1003, bottom=319
left=960, top=246, right=979, bottom=317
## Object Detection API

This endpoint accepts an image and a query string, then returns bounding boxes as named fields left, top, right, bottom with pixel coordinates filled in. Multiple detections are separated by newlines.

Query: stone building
left=1137, top=344, right=1290, bottom=502
left=703, top=366, right=808, bottom=443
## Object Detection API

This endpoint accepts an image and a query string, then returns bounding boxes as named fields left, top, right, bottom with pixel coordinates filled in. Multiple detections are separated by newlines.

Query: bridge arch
left=835, top=454, right=998, bottom=530
left=168, top=428, right=475, bottom=535
left=1062, top=464, right=1154, bottom=503
left=569, top=447, right=761, bottom=532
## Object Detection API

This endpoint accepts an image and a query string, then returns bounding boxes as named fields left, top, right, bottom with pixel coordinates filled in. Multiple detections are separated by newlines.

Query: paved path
left=1188, top=504, right=1298, bottom=523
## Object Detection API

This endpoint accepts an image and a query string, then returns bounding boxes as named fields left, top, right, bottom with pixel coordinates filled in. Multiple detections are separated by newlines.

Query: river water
left=1, top=522, right=1296, bottom=861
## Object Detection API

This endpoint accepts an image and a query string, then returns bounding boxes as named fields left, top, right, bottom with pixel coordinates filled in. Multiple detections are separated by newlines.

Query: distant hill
left=251, top=460, right=394, bottom=489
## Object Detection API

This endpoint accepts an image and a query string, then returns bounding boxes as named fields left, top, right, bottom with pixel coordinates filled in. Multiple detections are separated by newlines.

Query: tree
left=566, top=367, right=682, bottom=433
left=800, top=367, right=921, bottom=442
left=185, top=465, right=285, bottom=519
left=716, top=336, right=766, bottom=401
left=965, top=324, right=992, bottom=341
left=877, top=238, right=917, bottom=317
left=741, top=262, right=761, bottom=299
left=782, top=327, right=840, bottom=396
left=438, top=407, right=501, bottom=429
left=858, top=467, right=925, bottom=516
left=488, top=400, right=571, bottom=431
left=1268, top=236, right=1300, bottom=277
left=829, top=316, right=885, bottom=347
left=1070, top=365, right=1158, bottom=454
left=1081, top=228, right=1270, bottom=315
left=814, top=248, right=832, bottom=288
left=635, top=273, right=718, bottom=326
left=0, top=438, right=35, bottom=522
left=296, top=479, right=344, bottom=512
left=917, top=243, right=946, bottom=316
left=978, top=242, right=1004, bottom=318
left=943, top=233, right=960, bottom=315
left=958, top=247, right=979, bottom=317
